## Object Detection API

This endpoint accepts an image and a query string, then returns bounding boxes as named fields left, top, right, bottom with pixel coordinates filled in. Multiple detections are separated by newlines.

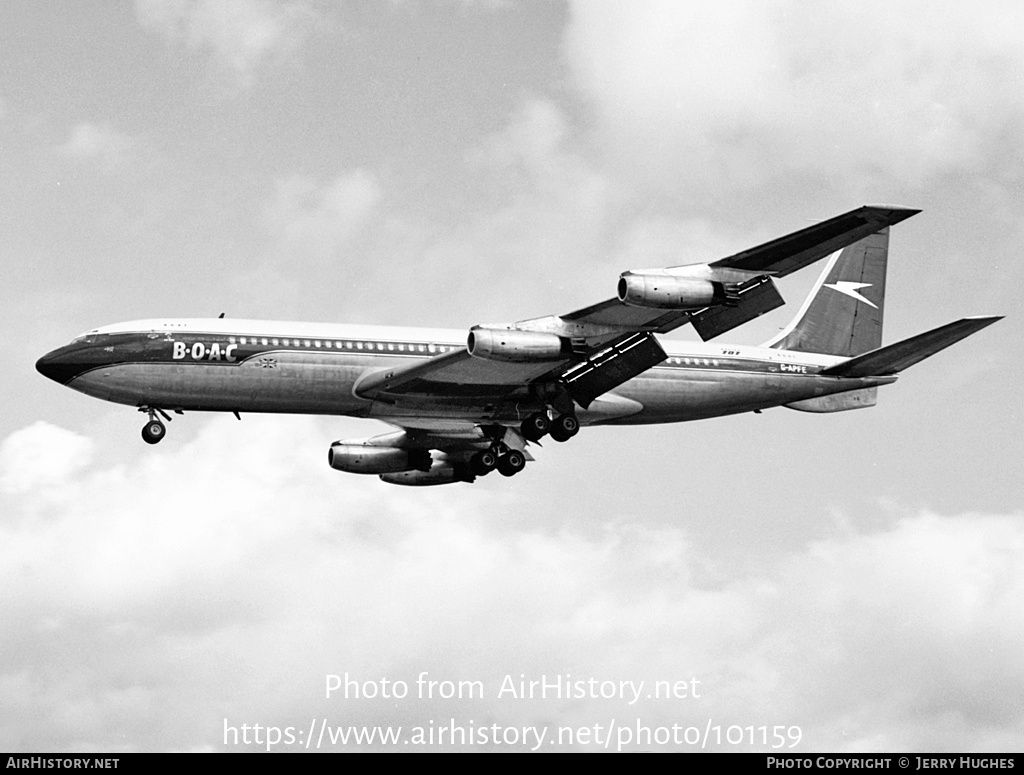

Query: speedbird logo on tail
left=823, top=281, right=878, bottom=309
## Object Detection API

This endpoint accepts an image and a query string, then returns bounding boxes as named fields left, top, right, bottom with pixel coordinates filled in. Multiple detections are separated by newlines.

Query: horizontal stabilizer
left=820, top=317, right=1002, bottom=378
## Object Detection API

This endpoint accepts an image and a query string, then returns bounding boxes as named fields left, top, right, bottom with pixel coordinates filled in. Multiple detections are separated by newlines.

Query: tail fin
left=820, top=317, right=1002, bottom=377
left=763, top=228, right=890, bottom=356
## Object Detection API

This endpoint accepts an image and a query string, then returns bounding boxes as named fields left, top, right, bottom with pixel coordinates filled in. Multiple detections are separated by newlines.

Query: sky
left=1, top=0, right=1022, bottom=753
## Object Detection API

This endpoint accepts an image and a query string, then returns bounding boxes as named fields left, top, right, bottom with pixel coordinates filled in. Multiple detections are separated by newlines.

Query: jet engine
left=327, top=442, right=431, bottom=474
left=617, top=274, right=737, bottom=310
left=467, top=327, right=567, bottom=362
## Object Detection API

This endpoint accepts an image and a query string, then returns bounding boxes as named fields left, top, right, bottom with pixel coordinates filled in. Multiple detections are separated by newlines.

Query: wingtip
left=862, top=204, right=923, bottom=224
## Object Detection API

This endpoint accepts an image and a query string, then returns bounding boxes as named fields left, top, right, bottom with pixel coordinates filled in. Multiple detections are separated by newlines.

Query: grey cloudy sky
left=1, top=0, right=1022, bottom=752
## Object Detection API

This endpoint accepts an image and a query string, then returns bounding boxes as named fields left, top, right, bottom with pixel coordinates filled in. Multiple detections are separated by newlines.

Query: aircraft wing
left=354, top=330, right=664, bottom=411
left=561, top=204, right=920, bottom=337
left=355, top=205, right=920, bottom=410
left=708, top=204, right=920, bottom=276
left=353, top=347, right=558, bottom=404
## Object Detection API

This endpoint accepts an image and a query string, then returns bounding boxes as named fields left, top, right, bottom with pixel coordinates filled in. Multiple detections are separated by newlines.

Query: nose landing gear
left=139, top=407, right=172, bottom=444
left=141, top=419, right=166, bottom=444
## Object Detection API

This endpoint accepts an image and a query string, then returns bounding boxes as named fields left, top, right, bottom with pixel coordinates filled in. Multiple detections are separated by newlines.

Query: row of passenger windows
left=666, top=357, right=720, bottom=366
left=226, top=336, right=459, bottom=354
left=205, top=338, right=728, bottom=364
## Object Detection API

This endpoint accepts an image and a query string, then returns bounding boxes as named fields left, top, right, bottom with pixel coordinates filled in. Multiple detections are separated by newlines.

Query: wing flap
left=689, top=275, right=785, bottom=341
left=562, top=332, right=666, bottom=408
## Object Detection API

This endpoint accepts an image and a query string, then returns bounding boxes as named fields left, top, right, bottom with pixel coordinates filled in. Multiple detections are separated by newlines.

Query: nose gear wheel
left=138, top=407, right=171, bottom=444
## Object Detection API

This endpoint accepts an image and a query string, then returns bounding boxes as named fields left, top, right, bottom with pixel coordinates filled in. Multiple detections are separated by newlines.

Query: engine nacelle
left=467, top=327, right=567, bottom=362
left=617, top=274, right=733, bottom=310
left=380, top=462, right=474, bottom=486
left=327, top=442, right=431, bottom=474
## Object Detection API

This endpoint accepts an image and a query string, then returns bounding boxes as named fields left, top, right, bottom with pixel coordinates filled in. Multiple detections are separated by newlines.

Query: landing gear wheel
left=521, top=412, right=550, bottom=442
left=470, top=449, right=499, bottom=476
left=141, top=420, right=166, bottom=445
left=497, top=449, right=526, bottom=477
left=549, top=414, right=579, bottom=443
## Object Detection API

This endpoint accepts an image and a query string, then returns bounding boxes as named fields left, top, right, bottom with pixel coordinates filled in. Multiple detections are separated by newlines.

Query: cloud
left=59, top=123, right=138, bottom=170
left=263, top=170, right=383, bottom=263
left=754, top=512, right=1024, bottom=750
left=248, top=100, right=620, bottom=323
left=2, top=417, right=1022, bottom=751
left=563, top=1, right=1024, bottom=196
left=418, top=99, right=615, bottom=305
left=0, top=422, right=95, bottom=497
left=135, top=0, right=316, bottom=84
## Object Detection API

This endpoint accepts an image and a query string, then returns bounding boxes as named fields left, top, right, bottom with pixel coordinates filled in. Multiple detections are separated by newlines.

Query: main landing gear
left=520, top=411, right=579, bottom=443
left=470, top=445, right=527, bottom=478
left=468, top=410, right=579, bottom=479
left=139, top=407, right=172, bottom=444
left=548, top=413, right=579, bottom=443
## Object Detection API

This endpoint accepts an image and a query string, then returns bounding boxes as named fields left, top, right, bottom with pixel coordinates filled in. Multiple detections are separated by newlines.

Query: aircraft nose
left=36, top=350, right=63, bottom=383
left=36, top=346, right=88, bottom=384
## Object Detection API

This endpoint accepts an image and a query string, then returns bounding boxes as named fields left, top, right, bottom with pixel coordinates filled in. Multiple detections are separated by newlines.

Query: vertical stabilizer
left=763, top=228, right=889, bottom=356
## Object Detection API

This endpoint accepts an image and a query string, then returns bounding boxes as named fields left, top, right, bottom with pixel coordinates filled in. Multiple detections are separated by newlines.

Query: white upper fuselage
left=80, top=317, right=847, bottom=366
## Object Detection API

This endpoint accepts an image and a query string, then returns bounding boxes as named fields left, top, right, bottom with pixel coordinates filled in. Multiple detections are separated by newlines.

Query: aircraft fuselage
left=36, top=318, right=893, bottom=427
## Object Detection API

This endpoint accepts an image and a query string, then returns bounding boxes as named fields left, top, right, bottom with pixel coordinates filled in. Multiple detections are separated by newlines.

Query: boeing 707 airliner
left=36, top=206, right=1000, bottom=485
